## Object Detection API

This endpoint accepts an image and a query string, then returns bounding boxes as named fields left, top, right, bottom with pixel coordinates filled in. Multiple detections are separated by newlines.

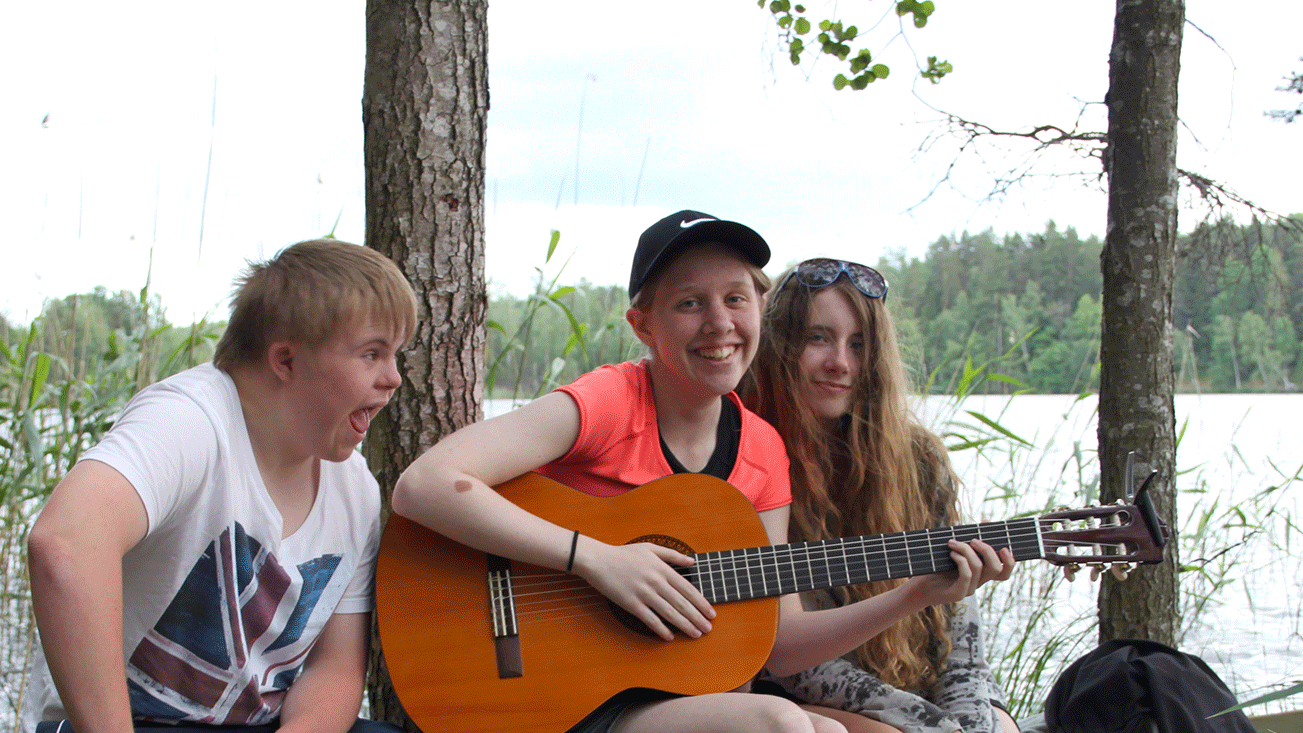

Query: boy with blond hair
left=25, top=239, right=417, bottom=733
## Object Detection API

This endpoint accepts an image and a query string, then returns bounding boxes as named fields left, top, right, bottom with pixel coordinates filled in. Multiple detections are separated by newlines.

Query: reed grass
left=0, top=296, right=219, bottom=732
left=934, top=369, right=1303, bottom=718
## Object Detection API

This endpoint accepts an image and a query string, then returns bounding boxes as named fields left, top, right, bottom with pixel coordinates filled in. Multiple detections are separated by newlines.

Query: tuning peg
left=1063, top=563, right=1080, bottom=582
left=1089, top=563, right=1107, bottom=581
left=1110, top=563, right=1133, bottom=581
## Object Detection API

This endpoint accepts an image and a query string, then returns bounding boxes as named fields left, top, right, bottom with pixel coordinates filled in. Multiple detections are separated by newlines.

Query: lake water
left=488, top=392, right=1303, bottom=710
left=922, top=393, right=1302, bottom=711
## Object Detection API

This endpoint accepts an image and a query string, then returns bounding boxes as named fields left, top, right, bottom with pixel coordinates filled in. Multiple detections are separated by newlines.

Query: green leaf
left=486, top=319, right=506, bottom=335
left=29, top=352, right=51, bottom=407
left=1212, top=681, right=1303, bottom=716
left=833, top=74, right=849, bottom=90
left=791, top=37, right=804, bottom=55
left=872, top=63, right=890, bottom=78
left=545, top=357, right=567, bottom=384
left=818, top=19, right=832, bottom=31
left=545, top=229, right=561, bottom=263
left=22, top=410, right=44, bottom=459
left=963, top=410, right=1034, bottom=447
left=794, top=17, right=810, bottom=34
left=778, top=15, right=792, bottom=28
left=549, top=285, right=577, bottom=300
left=946, top=436, right=1000, bottom=452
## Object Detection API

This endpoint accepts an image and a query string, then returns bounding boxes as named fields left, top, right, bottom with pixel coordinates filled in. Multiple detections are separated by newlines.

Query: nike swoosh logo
left=679, top=217, right=716, bottom=228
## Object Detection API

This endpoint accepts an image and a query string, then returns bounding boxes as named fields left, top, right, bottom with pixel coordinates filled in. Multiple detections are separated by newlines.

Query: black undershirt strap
left=659, top=396, right=741, bottom=481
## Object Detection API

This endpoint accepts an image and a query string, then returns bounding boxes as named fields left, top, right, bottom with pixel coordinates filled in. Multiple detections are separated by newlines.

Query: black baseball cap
left=628, top=210, right=771, bottom=300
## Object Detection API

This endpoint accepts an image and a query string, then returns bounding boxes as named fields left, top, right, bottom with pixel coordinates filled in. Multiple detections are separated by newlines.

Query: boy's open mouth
left=349, top=407, right=374, bottom=435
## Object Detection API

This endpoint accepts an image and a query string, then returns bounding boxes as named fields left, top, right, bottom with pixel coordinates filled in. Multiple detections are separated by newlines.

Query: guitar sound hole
left=608, top=534, right=695, bottom=638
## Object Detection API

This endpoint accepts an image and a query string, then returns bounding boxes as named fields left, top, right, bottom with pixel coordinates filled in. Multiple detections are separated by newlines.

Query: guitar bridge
left=487, top=554, right=523, bottom=678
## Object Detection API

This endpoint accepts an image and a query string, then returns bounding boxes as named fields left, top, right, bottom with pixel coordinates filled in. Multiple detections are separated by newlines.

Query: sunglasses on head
left=777, top=258, right=889, bottom=300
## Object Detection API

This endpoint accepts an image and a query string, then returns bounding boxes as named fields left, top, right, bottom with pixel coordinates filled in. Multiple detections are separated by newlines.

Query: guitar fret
left=844, top=539, right=854, bottom=585
left=737, top=548, right=750, bottom=602
left=750, top=546, right=760, bottom=598
left=719, top=550, right=733, bottom=602
left=803, top=541, right=815, bottom=592
left=724, top=552, right=734, bottom=601
left=820, top=539, right=831, bottom=590
left=780, top=544, right=793, bottom=594
left=703, top=551, right=719, bottom=604
left=1034, top=516, right=1046, bottom=560
left=773, top=545, right=784, bottom=595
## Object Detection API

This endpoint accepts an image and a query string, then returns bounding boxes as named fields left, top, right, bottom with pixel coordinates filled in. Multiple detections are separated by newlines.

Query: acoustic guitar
left=376, top=471, right=1168, bottom=733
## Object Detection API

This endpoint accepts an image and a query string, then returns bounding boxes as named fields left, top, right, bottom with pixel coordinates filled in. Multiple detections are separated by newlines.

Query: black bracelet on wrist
left=566, top=529, right=580, bottom=573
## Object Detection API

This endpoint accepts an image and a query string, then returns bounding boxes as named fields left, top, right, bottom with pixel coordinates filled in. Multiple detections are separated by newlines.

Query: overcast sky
left=2, top=1, right=1299, bottom=323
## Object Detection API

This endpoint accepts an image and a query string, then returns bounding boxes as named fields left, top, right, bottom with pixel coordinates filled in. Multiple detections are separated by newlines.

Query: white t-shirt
left=24, top=364, right=382, bottom=729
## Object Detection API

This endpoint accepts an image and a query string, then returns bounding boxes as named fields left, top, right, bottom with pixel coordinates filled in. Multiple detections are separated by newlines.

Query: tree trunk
left=360, top=0, right=489, bottom=726
left=1097, top=0, right=1183, bottom=645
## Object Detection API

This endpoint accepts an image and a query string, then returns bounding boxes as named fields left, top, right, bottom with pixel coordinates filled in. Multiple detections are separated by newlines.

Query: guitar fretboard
left=683, top=518, right=1044, bottom=604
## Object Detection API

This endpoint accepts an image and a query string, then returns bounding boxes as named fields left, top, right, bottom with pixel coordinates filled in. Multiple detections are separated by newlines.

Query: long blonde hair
left=743, top=271, right=959, bottom=690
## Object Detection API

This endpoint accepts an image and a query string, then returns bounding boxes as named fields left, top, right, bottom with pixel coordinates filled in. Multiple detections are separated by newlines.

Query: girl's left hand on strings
left=906, top=539, right=1015, bottom=607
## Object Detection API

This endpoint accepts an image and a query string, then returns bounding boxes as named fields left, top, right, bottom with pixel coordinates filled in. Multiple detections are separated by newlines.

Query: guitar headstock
left=1037, top=472, right=1170, bottom=581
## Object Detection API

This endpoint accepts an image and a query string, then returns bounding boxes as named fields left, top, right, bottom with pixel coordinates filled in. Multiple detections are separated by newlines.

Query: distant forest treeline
left=5, top=218, right=1299, bottom=396
left=486, top=218, right=1303, bottom=397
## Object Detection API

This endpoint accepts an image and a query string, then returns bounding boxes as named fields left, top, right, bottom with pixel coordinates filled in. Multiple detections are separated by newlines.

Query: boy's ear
left=626, top=308, right=655, bottom=349
left=267, top=341, right=295, bottom=382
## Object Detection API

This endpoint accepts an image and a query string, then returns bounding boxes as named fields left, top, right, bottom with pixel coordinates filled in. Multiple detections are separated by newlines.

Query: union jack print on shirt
left=126, top=522, right=344, bottom=724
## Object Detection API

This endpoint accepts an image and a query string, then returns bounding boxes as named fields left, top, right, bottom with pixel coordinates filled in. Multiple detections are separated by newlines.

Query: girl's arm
left=392, top=393, right=715, bottom=641
left=756, top=506, right=1014, bottom=677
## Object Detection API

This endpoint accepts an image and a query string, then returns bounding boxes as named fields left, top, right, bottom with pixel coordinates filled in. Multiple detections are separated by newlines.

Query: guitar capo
left=1121, top=451, right=1168, bottom=550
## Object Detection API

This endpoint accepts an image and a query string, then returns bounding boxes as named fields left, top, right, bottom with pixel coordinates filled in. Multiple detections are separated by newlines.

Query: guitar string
left=492, top=523, right=1132, bottom=622
left=499, top=531, right=1119, bottom=602
left=498, top=513, right=1120, bottom=601
left=498, top=520, right=1127, bottom=595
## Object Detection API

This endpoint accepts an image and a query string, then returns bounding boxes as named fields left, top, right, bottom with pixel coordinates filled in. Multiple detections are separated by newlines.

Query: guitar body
left=375, top=473, right=779, bottom=733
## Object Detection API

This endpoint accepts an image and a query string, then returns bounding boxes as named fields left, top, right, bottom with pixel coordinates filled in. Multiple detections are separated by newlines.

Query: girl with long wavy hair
left=744, top=258, right=1021, bottom=733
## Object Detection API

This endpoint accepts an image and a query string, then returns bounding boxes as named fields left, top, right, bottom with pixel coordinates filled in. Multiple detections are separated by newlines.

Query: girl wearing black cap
left=393, top=212, right=1012, bottom=733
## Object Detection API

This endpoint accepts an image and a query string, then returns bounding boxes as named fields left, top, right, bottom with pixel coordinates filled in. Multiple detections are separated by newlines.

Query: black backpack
left=1045, top=639, right=1255, bottom=733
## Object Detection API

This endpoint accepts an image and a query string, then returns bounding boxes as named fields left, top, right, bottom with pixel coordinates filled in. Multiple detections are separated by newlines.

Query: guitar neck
left=685, top=517, right=1044, bottom=604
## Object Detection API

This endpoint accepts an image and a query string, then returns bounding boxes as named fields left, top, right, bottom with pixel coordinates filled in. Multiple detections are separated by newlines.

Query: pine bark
left=1097, top=0, right=1184, bottom=645
left=360, top=0, right=489, bottom=726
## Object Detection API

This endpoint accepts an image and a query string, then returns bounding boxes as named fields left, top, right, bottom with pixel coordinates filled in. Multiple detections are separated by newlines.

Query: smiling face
left=283, top=319, right=404, bottom=463
left=627, top=243, right=762, bottom=408
left=798, top=287, right=865, bottom=424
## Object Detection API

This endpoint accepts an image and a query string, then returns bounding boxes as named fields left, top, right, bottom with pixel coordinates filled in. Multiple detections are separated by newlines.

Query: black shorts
left=566, top=690, right=681, bottom=733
